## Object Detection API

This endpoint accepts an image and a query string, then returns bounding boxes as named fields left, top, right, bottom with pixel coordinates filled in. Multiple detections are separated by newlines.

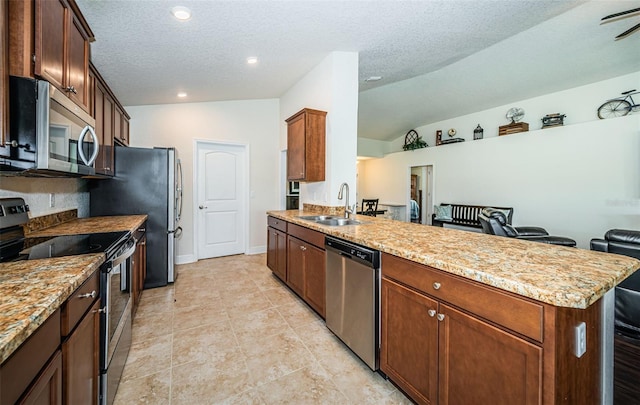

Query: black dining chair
left=361, top=199, right=379, bottom=216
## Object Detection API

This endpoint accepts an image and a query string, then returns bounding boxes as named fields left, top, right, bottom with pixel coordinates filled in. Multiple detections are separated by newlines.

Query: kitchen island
left=267, top=209, right=640, bottom=405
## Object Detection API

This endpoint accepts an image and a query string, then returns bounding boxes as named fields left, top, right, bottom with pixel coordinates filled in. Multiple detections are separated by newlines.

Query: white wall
left=0, top=178, right=89, bottom=218
left=359, top=73, right=640, bottom=248
left=280, top=52, right=359, bottom=208
left=126, top=99, right=280, bottom=263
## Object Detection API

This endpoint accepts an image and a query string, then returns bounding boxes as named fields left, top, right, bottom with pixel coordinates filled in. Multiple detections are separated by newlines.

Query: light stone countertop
left=0, top=254, right=104, bottom=364
left=268, top=210, right=640, bottom=309
left=0, top=215, right=147, bottom=365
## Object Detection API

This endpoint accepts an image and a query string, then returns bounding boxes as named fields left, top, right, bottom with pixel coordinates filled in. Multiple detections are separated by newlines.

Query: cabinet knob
left=78, top=290, right=97, bottom=299
left=65, top=85, right=77, bottom=94
left=428, top=309, right=436, bottom=317
left=433, top=282, right=441, bottom=290
left=300, top=245, right=307, bottom=251
left=437, top=314, right=445, bottom=321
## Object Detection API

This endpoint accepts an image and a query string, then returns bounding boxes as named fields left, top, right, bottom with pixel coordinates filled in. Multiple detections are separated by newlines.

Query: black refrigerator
left=89, top=146, right=183, bottom=288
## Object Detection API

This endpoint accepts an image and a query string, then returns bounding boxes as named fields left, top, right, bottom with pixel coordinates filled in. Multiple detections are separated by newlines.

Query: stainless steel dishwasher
left=325, top=236, right=381, bottom=370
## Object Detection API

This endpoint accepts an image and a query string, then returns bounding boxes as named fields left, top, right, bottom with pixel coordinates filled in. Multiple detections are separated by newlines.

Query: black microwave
left=0, top=76, right=99, bottom=176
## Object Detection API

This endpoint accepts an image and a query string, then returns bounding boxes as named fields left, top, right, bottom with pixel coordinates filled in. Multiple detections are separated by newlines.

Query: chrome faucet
left=338, top=182, right=354, bottom=219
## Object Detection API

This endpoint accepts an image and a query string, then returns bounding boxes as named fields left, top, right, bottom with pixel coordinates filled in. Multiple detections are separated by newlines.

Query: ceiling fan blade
left=602, top=7, right=640, bottom=21
left=615, top=22, right=640, bottom=39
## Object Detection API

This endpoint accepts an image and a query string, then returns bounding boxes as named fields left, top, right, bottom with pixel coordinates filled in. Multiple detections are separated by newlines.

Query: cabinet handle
left=96, top=307, right=107, bottom=314
left=437, top=314, right=445, bottom=321
left=65, top=85, right=77, bottom=94
left=300, top=245, right=307, bottom=251
left=78, top=290, right=97, bottom=299
left=433, top=282, right=441, bottom=290
left=428, top=309, right=436, bottom=317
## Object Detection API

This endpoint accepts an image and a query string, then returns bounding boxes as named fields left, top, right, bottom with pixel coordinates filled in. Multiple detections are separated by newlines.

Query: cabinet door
left=438, top=304, right=542, bottom=405
left=381, top=278, right=438, bottom=405
left=35, top=0, right=66, bottom=90
left=286, top=115, right=305, bottom=180
left=132, top=234, right=147, bottom=314
left=303, top=243, right=325, bottom=318
left=114, top=107, right=122, bottom=144
left=62, top=300, right=99, bottom=405
left=267, top=227, right=286, bottom=281
left=286, top=236, right=305, bottom=297
left=66, top=13, right=90, bottom=110
left=19, top=350, right=63, bottom=405
left=121, top=114, right=130, bottom=145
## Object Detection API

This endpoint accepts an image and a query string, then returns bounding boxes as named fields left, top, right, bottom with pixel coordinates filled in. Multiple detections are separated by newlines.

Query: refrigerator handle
left=169, top=226, right=183, bottom=238
left=176, top=159, right=183, bottom=222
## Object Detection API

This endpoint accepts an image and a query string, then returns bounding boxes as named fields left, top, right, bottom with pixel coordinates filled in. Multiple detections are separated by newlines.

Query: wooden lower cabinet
left=286, top=234, right=326, bottom=318
left=381, top=278, right=542, bottom=405
left=267, top=226, right=287, bottom=281
left=132, top=233, right=147, bottom=316
left=19, top=350, right=63, bottom=405
left=381, top=278, right=438, bottom=404
left=62, top=300, right=100, bottom=405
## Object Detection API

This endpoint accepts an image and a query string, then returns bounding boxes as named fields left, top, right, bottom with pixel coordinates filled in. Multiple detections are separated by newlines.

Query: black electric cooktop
left=5, top=231, right=130, bottom=262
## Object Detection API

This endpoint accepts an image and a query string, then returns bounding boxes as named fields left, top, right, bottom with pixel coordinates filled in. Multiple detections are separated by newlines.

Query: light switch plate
left=575, top=322, right=586, bottom=358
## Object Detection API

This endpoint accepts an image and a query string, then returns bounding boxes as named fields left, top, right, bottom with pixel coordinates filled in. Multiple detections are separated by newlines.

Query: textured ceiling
left=76, top=0, right=640, bottom=141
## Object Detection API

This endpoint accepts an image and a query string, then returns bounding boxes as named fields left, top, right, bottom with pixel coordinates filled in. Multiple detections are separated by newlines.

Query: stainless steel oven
left=100, top=235, right=136, bottom=405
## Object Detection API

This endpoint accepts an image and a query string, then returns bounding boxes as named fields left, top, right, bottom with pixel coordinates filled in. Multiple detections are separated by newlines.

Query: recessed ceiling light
left=364, top=76, right=382, bottom=82
left=247, top=57, right=258, bottom=65
left=171, top=6, right=191, bottom=21
left=177, top=92, right=187, bottom=98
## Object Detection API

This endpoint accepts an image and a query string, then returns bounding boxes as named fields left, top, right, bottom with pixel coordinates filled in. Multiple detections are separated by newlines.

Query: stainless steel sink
left=316, top=218, right=362, bottom=226
left=298, top=215, right=340, bottom=221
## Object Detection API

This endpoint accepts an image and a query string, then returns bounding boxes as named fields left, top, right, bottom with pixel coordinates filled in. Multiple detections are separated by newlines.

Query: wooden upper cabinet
left=286, top=108, right=326, bottom=182
left=34, top=0, right=93, bottom=112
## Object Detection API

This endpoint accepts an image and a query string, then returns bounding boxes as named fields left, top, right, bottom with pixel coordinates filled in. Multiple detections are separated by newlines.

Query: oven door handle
left=111, top=238, right=136, bottom=268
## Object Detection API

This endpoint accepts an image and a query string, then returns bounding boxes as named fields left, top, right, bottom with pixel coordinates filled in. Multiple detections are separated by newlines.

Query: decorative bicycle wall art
left=597, top=90, right=639, bottom=119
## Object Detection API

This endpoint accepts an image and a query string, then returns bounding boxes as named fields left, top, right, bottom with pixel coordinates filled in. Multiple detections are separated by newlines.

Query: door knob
left=199, top=205, right=208, bottom=209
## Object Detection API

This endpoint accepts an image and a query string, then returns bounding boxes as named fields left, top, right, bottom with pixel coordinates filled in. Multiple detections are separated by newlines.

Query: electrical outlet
left=49, top=193, right=55, bottom=208
left=575, top=322, right=586, bottom=358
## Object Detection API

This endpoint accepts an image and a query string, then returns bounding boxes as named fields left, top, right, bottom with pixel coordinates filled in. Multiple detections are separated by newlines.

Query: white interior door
left=196, top=142, right=246, bottom=259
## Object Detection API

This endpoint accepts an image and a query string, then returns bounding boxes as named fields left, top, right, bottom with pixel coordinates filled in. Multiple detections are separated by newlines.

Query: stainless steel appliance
left=0, top=197, right=135, bottom=405
left=0, top=76, right=99, bottom=176
left=100, top=236, right=136, bottom=405
left=89, top=146, right=183, bottom=287
left=325, top=236, right=381, bottom=370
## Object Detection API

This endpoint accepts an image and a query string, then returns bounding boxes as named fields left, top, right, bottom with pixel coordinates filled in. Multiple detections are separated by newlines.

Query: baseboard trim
left=246, top=245, right=267, bottom=255
left=175, top=254, right=196, bottom=265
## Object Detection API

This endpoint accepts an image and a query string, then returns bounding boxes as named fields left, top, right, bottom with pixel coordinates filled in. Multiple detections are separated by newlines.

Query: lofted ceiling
left=76, top=0, right=640, bottom=142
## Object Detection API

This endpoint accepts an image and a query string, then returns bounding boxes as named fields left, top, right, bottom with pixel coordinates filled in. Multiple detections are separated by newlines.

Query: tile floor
left=114, top=253, right=412, bottom=404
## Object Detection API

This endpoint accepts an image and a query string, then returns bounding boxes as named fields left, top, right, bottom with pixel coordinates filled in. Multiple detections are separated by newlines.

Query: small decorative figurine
left=473, top=124, right=483, bottom=140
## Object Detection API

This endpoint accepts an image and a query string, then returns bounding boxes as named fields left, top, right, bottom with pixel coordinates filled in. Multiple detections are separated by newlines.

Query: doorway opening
left=409, top=165, right=433, bottom=224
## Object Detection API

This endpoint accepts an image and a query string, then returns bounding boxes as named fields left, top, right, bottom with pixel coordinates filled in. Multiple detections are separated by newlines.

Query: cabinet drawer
left=287, top=223, right=324, bottom=249
left=382, top=253, right=544, bottom=342
left=268, top=216, right=288, bottom=232
left=0, top=309, right=61, bottom=405
left=61, top=270, right=99, bottom=336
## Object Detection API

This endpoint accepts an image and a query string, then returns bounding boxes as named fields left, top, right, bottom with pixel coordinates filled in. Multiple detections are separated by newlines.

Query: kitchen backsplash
left=23, top=209, right=78, bottom=236
left=0, top=178, right=89, bottom=218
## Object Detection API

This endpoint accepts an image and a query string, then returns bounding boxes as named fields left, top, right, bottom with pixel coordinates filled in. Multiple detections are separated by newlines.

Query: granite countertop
left=0, top=215, right=147, bottom=365
left=28, top=215, right=147, bottom=237
left=268, top=210, right=640, bottom=309
left=0, top=254, right=104, bottom=364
